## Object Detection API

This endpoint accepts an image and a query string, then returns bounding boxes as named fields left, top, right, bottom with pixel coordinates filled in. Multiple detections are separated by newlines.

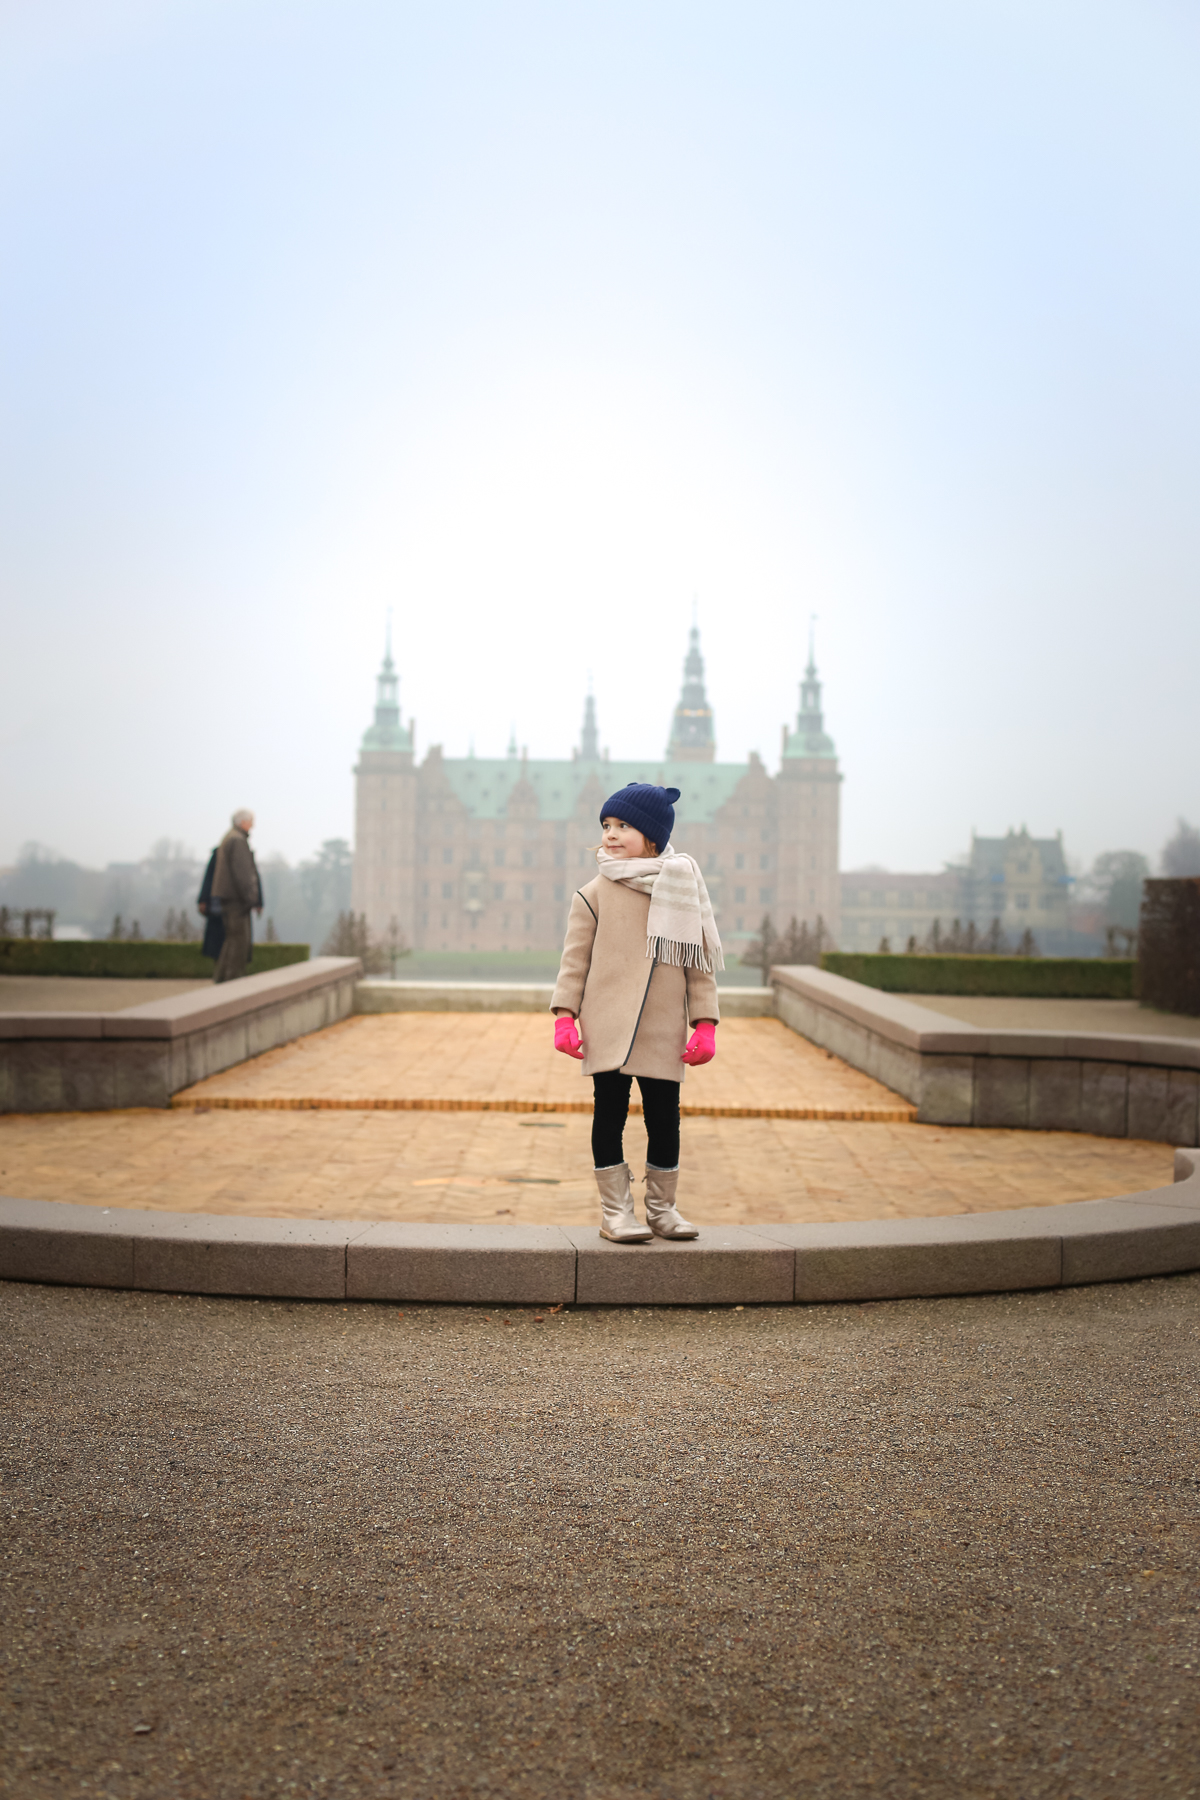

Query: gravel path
left=2, top=1275, right=1198, bottom=1799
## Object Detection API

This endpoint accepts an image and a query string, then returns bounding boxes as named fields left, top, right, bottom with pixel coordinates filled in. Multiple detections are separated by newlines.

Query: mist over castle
left=351, top=626, right=841, bottom=954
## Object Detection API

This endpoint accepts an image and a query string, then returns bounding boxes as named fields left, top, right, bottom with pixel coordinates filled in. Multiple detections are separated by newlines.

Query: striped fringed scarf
left=597, top=843, right=725, bottom=973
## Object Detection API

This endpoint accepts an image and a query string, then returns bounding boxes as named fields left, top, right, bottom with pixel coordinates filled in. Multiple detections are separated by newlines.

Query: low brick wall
left=0, top=958, right=361, bottom=1113
left=771, top=965, right=1200, bottom=1144
left=2, top=1149, right=1196, bottom=1304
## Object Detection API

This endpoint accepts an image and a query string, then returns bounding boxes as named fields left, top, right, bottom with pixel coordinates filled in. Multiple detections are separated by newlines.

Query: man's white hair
left=232, top=808, right=254, bottom=829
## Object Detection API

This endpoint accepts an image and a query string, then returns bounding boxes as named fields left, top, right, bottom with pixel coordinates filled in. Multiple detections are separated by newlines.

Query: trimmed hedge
left=1138, top=879, right=1200, bottom=1016
left=0, top=940, right=309, bottom=980
left=818, top=952, right=1137, bottom=999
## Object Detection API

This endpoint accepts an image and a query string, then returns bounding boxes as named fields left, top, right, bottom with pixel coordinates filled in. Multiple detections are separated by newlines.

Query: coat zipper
left=621, top=955, right=658, bottom=1068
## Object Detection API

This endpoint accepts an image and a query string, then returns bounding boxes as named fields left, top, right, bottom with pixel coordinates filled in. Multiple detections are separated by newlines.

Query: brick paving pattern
left=0, top=1107, right=1172, bottom=1227
left=173, top=1015, right=917, bottom=1120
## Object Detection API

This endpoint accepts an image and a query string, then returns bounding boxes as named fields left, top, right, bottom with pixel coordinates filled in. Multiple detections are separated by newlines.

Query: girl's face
left=602, top=817, right=654, bottom=859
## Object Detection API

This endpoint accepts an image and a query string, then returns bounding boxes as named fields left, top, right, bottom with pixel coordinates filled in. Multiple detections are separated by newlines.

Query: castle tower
left=351, top=626, right=418, bottom=943
left=667, top=625, right=716, bottom=761
left=775, top=627, right=841, bottom=941
left=575, top=690, right=600, bottom=761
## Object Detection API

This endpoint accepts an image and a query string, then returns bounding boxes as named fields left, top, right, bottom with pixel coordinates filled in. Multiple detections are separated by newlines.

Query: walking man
left=211, top=809, right=263, bottom=983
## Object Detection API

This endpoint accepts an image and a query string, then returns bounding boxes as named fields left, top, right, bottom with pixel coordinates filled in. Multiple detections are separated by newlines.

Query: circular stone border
left=1, top=1150, right=1197, bottom=1306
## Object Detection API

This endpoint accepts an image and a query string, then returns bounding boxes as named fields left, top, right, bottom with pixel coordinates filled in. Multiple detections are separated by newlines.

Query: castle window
left=420, top=847, right=429, bottom=864
left=523, top=850, right=534, bottom=868
left=554, top=884, right=564, bottom=902
left=735, top=853, right=745, bottom=870
left=442, top=883, right=453, bottom=899
left=524, top=914, right=533, bottom=931
left=554, top=848, right=565, bottom=867
left=523, top=884, right=534, bottom=902
left=734, top=886, right=746, bottom=903
left=493, top=883, right=505, bottom=900
left=421, top=882, right=429, bottom=899
left=759, top=854, right=769, bottom=870
left=494, top=849, right=506, bottom=866
left=443, top=848, right=453, bottom=864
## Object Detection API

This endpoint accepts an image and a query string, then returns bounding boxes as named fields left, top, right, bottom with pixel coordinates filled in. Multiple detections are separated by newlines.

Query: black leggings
left=591, top=1071, right=681, bottom=1171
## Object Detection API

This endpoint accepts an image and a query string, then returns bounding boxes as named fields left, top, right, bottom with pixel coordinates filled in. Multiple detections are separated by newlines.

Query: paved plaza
left=0, top=1107, right=1173, bottom=1228
left=898, top=995, right=1200, bottom=1040
left=0, top=1015, right=1176, bottom=1226
left=171, top=1015, right=916, bottom=1121
left=0, top=977, right=211, bottom=1013
left=2, top=1272, right=1197, bottom=1800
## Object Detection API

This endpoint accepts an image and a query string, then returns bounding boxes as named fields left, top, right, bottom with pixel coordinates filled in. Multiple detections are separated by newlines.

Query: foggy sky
left=3, top=0, right=1199, bottom=875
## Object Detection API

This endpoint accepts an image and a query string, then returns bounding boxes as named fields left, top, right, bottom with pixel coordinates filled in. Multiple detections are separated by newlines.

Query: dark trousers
left=591, top=1071, right=681, bottom=1171
left=213, top=905, right=252, bottom=984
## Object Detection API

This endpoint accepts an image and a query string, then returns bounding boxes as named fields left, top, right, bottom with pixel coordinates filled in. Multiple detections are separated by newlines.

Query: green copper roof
left=359, top=643, right=413, bottom=754
left=782, top=643, right=837, bottom=760
left=439, top=757, right=748, bottom=824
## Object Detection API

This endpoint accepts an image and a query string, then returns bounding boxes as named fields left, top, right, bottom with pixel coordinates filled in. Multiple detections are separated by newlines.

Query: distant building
left=838, top=870, right=961, bottom=951
left=839, top=828, right=1073, bottom=951
left=351, top=626, right=842, bottom=953
left=959, top=829, right=1071, bottom=937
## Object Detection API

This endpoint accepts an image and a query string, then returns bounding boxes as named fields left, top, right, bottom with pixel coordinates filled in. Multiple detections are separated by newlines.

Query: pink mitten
left=554, top=1015, right=585, bottom=1060
left=681, top=1021, right=717, bottom=1065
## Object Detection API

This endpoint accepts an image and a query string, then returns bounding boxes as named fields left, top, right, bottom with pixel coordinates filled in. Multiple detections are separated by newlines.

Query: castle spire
left=666, top=623, right=716, bottom=762
left=782, top=622, right=836, bottom=760
left=359, top=624, right=412, bottom=754
left=578, top=689, right=600, bottom=760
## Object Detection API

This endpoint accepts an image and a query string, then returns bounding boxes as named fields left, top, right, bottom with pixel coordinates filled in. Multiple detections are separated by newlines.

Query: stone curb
left=771, top=966, right=1200, bottom=1142
left=354, top=981, right=776, bottom=1018
left=0, top=959, right=363, bottom=1113
left=2, top=1149, right=1197, bottom=1305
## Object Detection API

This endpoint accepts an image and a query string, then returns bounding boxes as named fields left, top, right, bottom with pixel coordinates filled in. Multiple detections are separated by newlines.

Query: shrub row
left=0, top=940, right=309, bottom=980
left=818, top=952, right=1137, bottom=998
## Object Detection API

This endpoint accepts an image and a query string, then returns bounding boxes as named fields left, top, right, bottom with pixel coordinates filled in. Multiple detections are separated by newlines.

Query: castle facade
left=351, top=628, right=842, bottom=954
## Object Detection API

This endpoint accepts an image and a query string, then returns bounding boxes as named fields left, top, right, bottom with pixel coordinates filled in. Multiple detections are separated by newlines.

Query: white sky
left=3, top=0, right=1198, bottom=873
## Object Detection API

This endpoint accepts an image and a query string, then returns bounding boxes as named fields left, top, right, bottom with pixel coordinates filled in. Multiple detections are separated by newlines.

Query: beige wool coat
left=550, top=875, right=720, bottom=1081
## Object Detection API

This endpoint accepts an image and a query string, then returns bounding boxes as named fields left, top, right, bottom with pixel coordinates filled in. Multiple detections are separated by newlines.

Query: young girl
left=550, top=782, right=723, bottom=1242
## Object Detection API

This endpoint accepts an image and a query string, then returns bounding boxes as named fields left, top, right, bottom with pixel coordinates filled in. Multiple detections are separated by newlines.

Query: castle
left=351, top=627, right=842, bottom=954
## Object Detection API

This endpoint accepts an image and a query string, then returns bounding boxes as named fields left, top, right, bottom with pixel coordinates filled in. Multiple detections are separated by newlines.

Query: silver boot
left=644, top=1164, right=699, bottom=1239
left=595, top=1162, right=652, bottom=1243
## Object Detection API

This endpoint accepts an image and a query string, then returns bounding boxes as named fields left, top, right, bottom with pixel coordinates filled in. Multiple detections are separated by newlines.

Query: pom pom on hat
left=599, top=783, right=680, bottom=849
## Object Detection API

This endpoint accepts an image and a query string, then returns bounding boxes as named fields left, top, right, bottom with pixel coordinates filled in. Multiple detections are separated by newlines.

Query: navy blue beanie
left=599, top=783, right=680, bottom=850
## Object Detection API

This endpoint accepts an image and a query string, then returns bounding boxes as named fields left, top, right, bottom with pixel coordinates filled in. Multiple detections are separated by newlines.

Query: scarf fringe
left=646, top=934, right=726, bottom=974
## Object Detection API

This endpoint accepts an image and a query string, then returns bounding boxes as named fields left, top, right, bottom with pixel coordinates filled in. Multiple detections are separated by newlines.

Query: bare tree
left=321, top=911, right=393, bottom=975
left=1161, top=819, right=1200, bottom=878
left=741, top=913, right=780, bottom=984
